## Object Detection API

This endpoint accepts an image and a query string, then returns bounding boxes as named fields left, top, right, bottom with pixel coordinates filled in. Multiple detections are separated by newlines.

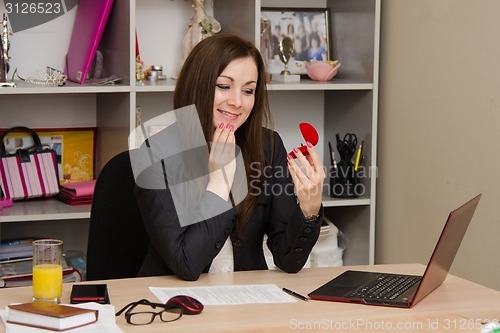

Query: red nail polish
left=287, top=154, right=293, bottom=161
left=293, top=147, right=300, bottom=154
left=219, top=123, right=224, bottom=129
left=307, top=141, right=313, bottom=148
left=230, top=124, right=235, bottom=132
left=226, top=123, right=232, bottom=129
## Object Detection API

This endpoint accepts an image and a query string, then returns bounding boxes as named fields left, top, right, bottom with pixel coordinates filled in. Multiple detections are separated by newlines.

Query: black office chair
left=86, top=150, right=149, bottom=280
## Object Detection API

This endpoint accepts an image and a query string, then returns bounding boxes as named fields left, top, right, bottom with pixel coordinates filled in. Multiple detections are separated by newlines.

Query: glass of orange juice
left=32, top=239, right=63, bottom=303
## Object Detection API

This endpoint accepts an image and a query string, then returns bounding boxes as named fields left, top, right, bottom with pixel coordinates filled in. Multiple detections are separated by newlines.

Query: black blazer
left=134, top=130, right=322, bottom=281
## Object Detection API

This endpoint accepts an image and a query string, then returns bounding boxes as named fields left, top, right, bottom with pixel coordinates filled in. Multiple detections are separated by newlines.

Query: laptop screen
left=411, top=194, right=481, bottom=305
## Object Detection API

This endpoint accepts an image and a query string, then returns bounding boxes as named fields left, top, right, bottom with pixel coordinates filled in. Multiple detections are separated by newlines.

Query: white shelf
left=0, top=80, right=373, bottom=95
left=132, top=78, right=373, bottom=93
left=0, top=81, right=131, bottom=94
left=0, top=196, right=368, bottom=223
left=0, top=200, right=91, bottom=223
left=268, top=81, right=373, bottom=91
left=322, top=197, right=370, bottom=208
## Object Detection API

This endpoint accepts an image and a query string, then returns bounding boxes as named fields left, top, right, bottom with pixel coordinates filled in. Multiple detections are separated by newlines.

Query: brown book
left=7, top=301, right=98, bottom=331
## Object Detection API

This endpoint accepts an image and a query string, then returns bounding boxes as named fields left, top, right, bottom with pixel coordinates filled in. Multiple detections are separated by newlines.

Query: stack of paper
left=308, top=217, right=344, bottom=267
left=262, top=217, right=344, bottom=269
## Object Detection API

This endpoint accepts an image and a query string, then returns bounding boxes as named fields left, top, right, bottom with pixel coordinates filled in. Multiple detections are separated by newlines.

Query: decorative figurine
left=0, top=13, right=15, bottom=86
left=2, top=13, right=12, bottom=67
left=0, top=38, right=5, bottom=82
left=180, top=0, right=221, bottom=70
left=260, top=19, right=273, bottom=83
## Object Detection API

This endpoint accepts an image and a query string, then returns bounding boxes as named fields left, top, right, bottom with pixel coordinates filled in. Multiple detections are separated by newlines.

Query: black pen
left=282, top=288, right=308, bottom=302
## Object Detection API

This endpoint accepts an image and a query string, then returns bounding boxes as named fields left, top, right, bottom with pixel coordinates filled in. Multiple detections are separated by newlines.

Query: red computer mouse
left=289, top=122, right=319, bottom=158
left=166, top=295, right=204, bottom=315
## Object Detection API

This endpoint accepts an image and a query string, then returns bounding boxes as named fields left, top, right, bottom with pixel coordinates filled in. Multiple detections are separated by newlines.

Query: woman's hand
left=207, top=123, right=236, bottom=201
left=287, top=142, right=326, bottom=217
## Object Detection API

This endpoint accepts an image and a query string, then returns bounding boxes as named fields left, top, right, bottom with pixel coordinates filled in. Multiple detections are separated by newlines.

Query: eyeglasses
left=115, top=299, right=183, bottom=325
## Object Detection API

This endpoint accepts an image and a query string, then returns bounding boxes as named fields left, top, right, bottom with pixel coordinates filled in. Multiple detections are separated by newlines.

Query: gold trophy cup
left=274, top=36, right=300, bottom=82
left=278, top=37, right=293, bottom=76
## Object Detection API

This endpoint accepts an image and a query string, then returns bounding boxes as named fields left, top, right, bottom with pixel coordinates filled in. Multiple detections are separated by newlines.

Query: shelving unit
left=0, top=0, right=379, bottom=266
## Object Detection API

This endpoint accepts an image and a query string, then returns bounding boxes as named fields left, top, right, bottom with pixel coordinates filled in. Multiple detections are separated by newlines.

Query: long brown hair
left=173, top=33, right=273, bottom=233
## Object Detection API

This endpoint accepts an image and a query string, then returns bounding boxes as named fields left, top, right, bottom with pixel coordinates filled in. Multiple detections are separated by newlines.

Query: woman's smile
left=217, top=109, right=240, bottom=121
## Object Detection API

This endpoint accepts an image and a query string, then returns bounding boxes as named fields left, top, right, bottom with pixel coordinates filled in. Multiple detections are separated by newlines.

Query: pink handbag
left=0, top=126, right=60, bottom=200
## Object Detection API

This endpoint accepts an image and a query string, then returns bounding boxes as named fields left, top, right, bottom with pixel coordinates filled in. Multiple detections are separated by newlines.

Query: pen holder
left=329, top=160, right=360, bottom=198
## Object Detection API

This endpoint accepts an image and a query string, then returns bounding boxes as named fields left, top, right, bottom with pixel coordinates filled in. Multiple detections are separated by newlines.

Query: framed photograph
left=1, top=128, right=96, bottom=183
left=261, top=7, right=331, bottom=75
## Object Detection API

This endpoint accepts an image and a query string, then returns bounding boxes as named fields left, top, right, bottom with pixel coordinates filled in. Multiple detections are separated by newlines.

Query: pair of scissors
left=343, top=133, right=358, bottom=156
left=336, top=133, right=358, bottom=161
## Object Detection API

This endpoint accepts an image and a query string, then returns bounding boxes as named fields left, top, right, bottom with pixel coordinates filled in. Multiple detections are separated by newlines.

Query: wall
left=377, top=0, right=500, bottom=290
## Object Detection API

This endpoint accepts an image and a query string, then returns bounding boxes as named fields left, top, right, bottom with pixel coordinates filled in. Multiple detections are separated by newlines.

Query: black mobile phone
left=70, top=284, right=110, bottom=304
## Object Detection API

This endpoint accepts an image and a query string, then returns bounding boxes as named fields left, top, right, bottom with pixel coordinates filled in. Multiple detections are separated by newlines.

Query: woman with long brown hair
left=135, top=33, right=325, bottom=281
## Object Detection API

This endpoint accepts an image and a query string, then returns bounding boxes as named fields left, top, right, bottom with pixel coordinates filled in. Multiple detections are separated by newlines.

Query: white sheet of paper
left=149, top=284, right=296, bottom=305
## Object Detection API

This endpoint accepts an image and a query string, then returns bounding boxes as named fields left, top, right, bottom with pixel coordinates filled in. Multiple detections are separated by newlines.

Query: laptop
left=308, top=194, right=481, bottom=308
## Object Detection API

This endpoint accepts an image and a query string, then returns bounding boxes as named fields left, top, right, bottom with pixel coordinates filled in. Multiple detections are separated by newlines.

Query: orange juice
left=32, top=264, right=63, bottom=301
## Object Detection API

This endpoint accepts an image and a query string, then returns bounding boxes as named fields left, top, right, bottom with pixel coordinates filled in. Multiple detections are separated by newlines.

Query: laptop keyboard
left=349, top=274, right=421, bottom=300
